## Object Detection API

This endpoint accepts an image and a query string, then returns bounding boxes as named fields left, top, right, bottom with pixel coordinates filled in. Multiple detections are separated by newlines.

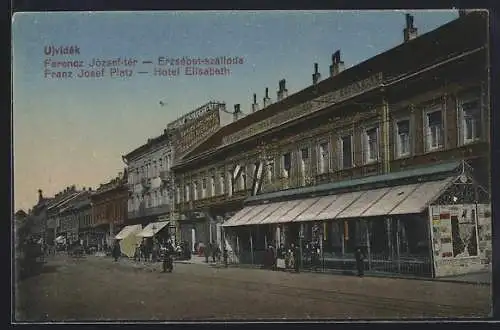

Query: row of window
left=93, top=202, right=127, bottom=222
left=175, top=90, right=483, bottom=204
left=128, top=188, right=171, bottom=212
left=128, top=154, right=173, bottom=184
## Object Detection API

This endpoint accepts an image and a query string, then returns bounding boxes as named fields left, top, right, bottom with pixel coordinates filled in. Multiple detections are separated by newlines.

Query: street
left=14, top=254, right=492, bottom=321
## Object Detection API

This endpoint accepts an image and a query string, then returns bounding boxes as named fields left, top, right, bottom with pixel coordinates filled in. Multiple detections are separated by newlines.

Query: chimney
left=329, top=50, right=345, bottom=77
left=263, top=88, right=271, bottom=108
left=403, top=14, right=418, bottom=42
left=233, top=104, right=242, bottom=121
left=277, top=79, right=288, bottom=102
left=251, top=93, right=260, bottom=113
left=38, top=189, right=43, bottom=203
left=312, top=63, right=321, bottom=85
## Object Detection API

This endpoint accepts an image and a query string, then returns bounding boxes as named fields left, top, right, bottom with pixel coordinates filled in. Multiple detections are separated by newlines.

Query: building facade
left=90, top=172, right=128, bottom=249
left=122, top=101, right=225, bottom=247
left=173, top=12, right=490, bottom=277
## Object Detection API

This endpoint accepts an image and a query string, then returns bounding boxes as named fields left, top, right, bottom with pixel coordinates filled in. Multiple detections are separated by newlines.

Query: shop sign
left=222, top=72, right=383, bottom=146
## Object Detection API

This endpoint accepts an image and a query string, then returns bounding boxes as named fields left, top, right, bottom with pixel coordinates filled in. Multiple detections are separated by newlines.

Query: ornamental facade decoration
left=222, top=73, right=383, bottom=146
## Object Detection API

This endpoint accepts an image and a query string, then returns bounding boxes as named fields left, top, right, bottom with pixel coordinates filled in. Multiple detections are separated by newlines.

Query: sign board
left=173, top=105, right=221, bottom=159
left=222, top=73, right=383, bottom=146
left=167, top=101, right=224, bottom=130
left=429, top=204, right=485, bottom=277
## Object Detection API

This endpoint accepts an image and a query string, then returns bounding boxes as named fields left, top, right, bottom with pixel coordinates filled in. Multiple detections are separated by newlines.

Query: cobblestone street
left=15, top=255, right=492, bottom=322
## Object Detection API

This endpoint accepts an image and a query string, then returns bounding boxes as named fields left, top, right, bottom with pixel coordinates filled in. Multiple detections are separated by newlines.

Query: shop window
left=395, top=119, right=411, bottom=158
left=363, top=127, right=379, bottom=164
left=318, top=142, right=329, bottom=174
left=424, top=108, right=443, bottom=151
left=458, top=93, right=482, bottom=145
left=282, top=153, right=291, bottom=178
left=339, top=135, right=353, bottom=169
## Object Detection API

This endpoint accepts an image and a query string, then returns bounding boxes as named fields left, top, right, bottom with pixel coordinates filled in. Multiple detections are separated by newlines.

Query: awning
left=240, top=202, right=285, bottom=225
left=313, top=191, right=364, bottom=221
left=115, top=225, right=143, bottom=240
left=222, top=176, right=455, bottom=227
left=260, top=201, right=299, bottom=224
left=294, top=195, right=337, bottom=222
left=389, top=177, right=453, bottom=215
left=279, top=198, right=320, bottom=223
left=137, top=221, right=169, bottom=237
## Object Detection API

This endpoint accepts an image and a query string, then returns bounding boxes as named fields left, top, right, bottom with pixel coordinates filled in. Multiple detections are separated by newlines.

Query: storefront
left=222, top=161, right=491, bottom=277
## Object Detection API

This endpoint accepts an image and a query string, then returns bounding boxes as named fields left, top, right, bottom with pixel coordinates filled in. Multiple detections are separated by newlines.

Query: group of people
left=133, top=237, right=176, bottom=263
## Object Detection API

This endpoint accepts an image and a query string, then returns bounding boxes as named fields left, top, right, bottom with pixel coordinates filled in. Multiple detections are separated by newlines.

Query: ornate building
left=173, top=12, right=490, bottom=277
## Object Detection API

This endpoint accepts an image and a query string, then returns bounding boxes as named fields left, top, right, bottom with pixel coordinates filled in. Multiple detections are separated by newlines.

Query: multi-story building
left=90, top=171, right=128, bottom=249
left=173, top=12, right=490, bottom=277
left=59, top=189, right=93, bottom=244
left=45, top=187, right=85, bottom=245
left=122, top=101, right=225, bottom=245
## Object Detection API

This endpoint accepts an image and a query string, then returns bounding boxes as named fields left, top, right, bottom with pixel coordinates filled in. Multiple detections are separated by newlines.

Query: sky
left=12, top=10, right=460, bottom=212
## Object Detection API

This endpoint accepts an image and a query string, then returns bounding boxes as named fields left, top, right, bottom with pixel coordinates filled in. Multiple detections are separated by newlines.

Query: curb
left=173, top=260, right=491, bottom=285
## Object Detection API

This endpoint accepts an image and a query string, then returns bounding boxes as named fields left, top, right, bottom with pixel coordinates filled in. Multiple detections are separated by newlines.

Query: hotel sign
left=222, top=73, right=383, bottom=146
left=168, top=101, right=224, bottom=130
left=173, top=106, right=221, bottom=159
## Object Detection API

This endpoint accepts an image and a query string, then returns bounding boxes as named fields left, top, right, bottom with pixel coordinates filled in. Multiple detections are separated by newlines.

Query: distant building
left=90, top=172, right=128, bottom=249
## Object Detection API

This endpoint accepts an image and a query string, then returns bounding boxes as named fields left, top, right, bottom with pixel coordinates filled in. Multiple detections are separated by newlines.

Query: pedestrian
left=112, top=241, right=121, bottom=262
left=223, top=247, right=228, bottom=268
left=204, top=243, right=210, bottom=263
left=354, top=246, right=366, bottom=277
left=294, top=242, right=300, bottom=273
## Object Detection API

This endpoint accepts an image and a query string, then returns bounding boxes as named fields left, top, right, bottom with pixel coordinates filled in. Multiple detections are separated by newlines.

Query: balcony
left=127, top=203, right=171, bottom=220
left=141, top=178, right=151, bottom=192
left=159, top=170, right=172, bottom=182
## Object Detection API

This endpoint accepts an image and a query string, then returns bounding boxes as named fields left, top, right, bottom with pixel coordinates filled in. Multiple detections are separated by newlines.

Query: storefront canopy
left=222, top=176, right=454, bottom=227
left=115, top=225, right=143, bottom=240
left=137, top=221, right=169, bottom=238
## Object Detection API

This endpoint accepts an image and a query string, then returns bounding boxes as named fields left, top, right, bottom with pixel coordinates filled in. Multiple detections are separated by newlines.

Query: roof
left=245, top=161, right=462, bottom=205
left=175, top=12, right=487, bottom=170
left=123, top=131, right=173, bottom=161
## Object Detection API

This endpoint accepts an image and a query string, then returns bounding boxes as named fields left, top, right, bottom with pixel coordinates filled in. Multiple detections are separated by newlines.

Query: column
left=396, top=218, right=401, bottom=273
left=366, top=220, right=372, bottom=270
left=385, top=217, right=393, bottom=271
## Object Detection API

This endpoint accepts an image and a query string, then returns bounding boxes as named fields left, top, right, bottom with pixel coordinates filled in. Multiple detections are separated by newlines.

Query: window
left=185, top=184, right=190, bottom=202
left=364, top=127, right=379, bottom=164
left=459, top=95, right=482, bottom=144
left=219, top=174, right=225, bottom=195
left=159, top=158, right=164, bottom=170
left=210, top=176, right=216, bottom=197
left=282, top=153, right=291, bottom=178
left=193, top=181, right=198, bottom=200
left=395, top=119, right=411, bottom=158
left=167, top=155, right=172, bottom=170
left=425, top=109, right=443, bottom=151
left=339, top=135, right=353, bottom=169
left=202, top=178, right=207, bottom=198
left=240, top=169, right=246, bottom=190
left=176, top=185, right=181, bottom=203
left=267, top=160, right=274, bottom=183
left=299, top=148, right=309, bottom=185
left=318, top=142, right=329, bottom=174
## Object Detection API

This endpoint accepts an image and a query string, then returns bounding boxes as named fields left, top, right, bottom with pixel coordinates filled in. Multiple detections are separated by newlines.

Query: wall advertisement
left=429, top=204, right=490, bottom=277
